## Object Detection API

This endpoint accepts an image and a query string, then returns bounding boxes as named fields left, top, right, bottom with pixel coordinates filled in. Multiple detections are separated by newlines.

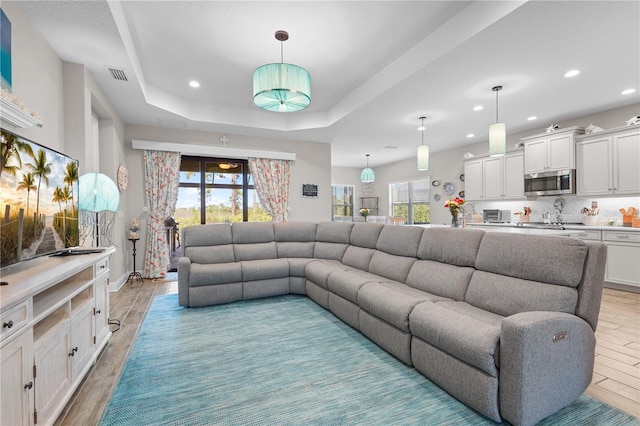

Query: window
left=176, top=156, right=270, bottom=227
left=331, top=185, right=354, bottom=220
left=389, top=179, right=430, bottom=224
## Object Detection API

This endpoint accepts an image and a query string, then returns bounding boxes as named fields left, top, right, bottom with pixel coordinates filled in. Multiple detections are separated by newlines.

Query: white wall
left=332, top=102, right=640, bottom=225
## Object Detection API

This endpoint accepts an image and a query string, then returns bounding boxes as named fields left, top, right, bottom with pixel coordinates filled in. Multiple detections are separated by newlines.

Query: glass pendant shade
left=489, top=122, right=506, bottom=157
left=417, top=144, right=429, bottom=170
left=253, top=63, right=311, bottom=112
left=360, top=167, right=375, bottom=183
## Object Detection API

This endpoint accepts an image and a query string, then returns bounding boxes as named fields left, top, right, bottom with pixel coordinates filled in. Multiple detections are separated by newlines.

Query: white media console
left=1, top=247, right=115, bottom=425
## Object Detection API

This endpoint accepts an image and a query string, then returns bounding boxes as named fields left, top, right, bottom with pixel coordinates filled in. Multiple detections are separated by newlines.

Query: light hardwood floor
left=55, top=283, right=639, bottom=425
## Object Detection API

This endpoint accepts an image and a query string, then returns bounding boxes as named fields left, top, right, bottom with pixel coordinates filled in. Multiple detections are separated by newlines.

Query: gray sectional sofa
left=177, top=221, right=607, bottom=426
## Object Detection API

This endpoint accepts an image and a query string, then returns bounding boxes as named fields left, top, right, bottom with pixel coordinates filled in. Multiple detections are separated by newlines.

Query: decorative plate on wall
left=443, top=182, right=455, bottom=195
left=434, top=194, right=441, bottom=201
left=459, top=174, right=465, bottom=182
left=432, top=180, right=441, bottom=187
left=117, top=164, right=129, bottom=192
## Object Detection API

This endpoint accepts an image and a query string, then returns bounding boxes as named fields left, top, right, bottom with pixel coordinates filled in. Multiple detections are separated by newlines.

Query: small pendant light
left=360, top=154, right=375, bottom=183
left=417, top=116, right=429, bottom=171
left=489, top=85, right=506, bottom=157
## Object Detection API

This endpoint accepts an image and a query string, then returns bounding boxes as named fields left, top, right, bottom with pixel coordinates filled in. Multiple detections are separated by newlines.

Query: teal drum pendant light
left=253, top=31, right=311, bottom=112
left=360, top=154, right=375, bottom=183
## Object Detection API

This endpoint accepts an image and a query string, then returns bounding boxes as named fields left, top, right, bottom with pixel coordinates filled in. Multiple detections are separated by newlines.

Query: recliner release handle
left=552, top=331, right=567, bottom=342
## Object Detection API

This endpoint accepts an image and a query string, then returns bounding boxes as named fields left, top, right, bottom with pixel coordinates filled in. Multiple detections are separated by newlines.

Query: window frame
left=388, top=178, right=431, bottom=225
left=331, top=184, right=355, bottom=221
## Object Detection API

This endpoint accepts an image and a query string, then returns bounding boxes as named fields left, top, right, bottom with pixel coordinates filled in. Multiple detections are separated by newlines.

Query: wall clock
left=117, top=164, right=129, bottom=192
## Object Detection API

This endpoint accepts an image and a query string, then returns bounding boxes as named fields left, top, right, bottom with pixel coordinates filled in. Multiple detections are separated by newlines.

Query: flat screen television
left=1, top=128, right=79, bottom=268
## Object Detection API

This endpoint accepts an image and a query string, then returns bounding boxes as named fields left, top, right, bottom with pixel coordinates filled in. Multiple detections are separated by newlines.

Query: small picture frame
left=302, top=184, right=318, bottom=198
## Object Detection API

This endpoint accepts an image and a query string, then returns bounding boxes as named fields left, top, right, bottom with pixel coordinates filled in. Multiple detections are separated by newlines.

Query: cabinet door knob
left=95, top=309, right=101, bottom=314
left=24, top=381, right=33, bottom=390
left=3, top=320, right=13, bottom=329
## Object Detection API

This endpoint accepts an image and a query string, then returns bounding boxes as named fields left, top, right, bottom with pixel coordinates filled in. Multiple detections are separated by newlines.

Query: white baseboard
left=109, top=272, right=129, bottom=292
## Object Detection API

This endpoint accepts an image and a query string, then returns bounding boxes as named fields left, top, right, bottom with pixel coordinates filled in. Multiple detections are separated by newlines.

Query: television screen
left=1, top=128, right=79, bottom=268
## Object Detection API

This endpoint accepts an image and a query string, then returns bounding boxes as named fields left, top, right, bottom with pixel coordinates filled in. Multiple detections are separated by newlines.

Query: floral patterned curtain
left=248, top=158, right=291, bottom=222
left=143, top=150, right=181, bottom=278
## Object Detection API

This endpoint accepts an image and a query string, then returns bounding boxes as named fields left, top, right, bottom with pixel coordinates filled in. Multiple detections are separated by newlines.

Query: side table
left=127, top=238, right=144, bottom=283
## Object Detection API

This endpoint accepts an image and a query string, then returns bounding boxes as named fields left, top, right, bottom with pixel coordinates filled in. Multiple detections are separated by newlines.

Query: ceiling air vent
left=107, top=67, right=128, bottom=82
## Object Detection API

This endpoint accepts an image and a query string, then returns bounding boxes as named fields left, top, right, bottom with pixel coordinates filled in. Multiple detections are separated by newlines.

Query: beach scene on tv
left=1, top=129, right=79, bottom=267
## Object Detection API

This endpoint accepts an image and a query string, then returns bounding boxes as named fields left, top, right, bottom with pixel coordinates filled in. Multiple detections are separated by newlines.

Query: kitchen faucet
left=462, top=202, right=475, bottom=228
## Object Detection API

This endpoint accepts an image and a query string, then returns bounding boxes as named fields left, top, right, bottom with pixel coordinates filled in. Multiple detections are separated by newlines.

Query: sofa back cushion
left=314, top=222, right=354, bottom=260
left=275, top=222, right=317, bottom=258
left=376, top=226, right=423, bottom=257
left=467, top=233, right=588, bottom=317
left=231, top=222, right=276, bottom=261
left=406, top=260, right=474, bottom=301
left=350, top=223, right=384, bottom=248
left=369, top=251, right=416, bottom=283
left=474, top=233, right=587, bottom=287
left=342, top=246, right=376, bottom=271
left=417, top=228, right=484, bottom=267
left=183, top=224, right=234, bottom=264
left=465, top=271, right=578, bottom=317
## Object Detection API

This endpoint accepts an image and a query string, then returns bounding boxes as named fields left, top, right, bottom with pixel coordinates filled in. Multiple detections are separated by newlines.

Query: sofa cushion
left=287, top=258, right=317, bottom=277
left=277, top=242, right=315, bottom=258
left=465, top=271, right=579, bottom=317
left=376, top=225, right=423, bottom=257
left=183, top=223, right=232, bottom=247
left=234, top=242, right=277, bottom=261
left=342, top=246, right=375, bottom=271
left=350, top=223, right=384, bottom=248
left=358, top=282, right=435, bottom=332
left=417, top=228, right=485, bottom=267
left=327, top=270, right=378, bottom=304
left=274, top=221, right=317, bottom=241
left=475, top=233, right=587, bottom=287
left=369, top=251, right=416, bottom=283
left=189, top=262, right=242, bottom=286
left=406, top=260, right=474, bottom=301
left=185, top=245, right=235, bottom=265
left=313, top=242, right=350, bottom=260
left=409, top=301, right=502, bottom=377
left=232, top=222, right=275, bottom=244
left=316, top=221, right=353, bottom=243
left=240, top=259, right=290, bottom=281
left=305, top=259, right=350, bottom=289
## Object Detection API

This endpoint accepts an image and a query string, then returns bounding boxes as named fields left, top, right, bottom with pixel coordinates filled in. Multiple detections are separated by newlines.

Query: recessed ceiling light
left=473, top=105, right=483, bottom=111
left=189, top=80, right=200, bottom=88
left=564, top=70, right=580, bottom=78
left=466, top=133, right=474, bottom=138
left=527, top=116, right=538, bottom=121
left=621, top=88, right=636, bottom=95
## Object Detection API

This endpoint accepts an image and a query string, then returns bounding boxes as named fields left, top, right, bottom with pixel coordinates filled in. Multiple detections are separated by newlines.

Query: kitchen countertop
left=466, top=223, right=640, bottom=232
left=413, top=224, right=577, bottom=236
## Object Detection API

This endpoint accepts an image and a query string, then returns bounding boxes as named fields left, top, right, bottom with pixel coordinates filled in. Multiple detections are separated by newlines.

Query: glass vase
left=451, top=213, right=459, bottom=228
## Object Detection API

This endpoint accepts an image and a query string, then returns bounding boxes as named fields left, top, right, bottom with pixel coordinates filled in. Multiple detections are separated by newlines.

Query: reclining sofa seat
left=178, top=221, right=607, bottom=426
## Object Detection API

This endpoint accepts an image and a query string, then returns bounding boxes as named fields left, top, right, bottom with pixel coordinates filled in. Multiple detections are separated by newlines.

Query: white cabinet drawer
left=95, top=259, right=109, bottom=277
left=1, top=301, right=31, bottom=342
left=566, top=230, right=601, bottom=240
left=602, top=231, right=640, bottom=243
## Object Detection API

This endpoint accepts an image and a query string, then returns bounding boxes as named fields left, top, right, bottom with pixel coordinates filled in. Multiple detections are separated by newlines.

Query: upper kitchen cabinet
left=464, top=151, right=524, bottom=201
left=576, top=125, right=640, bottom=196
left=522, top=127, right=584, bottom=174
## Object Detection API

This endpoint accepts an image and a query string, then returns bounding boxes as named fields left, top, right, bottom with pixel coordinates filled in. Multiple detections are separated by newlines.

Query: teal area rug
left=101, top=294, right=640, bottom=425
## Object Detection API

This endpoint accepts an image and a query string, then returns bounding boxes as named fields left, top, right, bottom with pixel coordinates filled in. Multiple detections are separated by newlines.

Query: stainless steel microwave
left=524, top=169, right=575, bottom=196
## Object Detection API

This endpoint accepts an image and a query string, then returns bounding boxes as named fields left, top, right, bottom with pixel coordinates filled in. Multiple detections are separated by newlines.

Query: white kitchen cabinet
left=0, top=249, right=114, bottom=426
left=577, top=125, right=640, bottom=196
left=464, top=152, right=524, bottom=201
left=602, top=231, right=640, bottom=288
left=522, top=127, right=584, bottom=174
left=0, top=329, right=34, bottom=426
left=463, top=159, right=483, bottom=200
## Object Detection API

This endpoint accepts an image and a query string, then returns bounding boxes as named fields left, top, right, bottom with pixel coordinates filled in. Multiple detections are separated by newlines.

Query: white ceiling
left=16, top=1, right=640, bottom=168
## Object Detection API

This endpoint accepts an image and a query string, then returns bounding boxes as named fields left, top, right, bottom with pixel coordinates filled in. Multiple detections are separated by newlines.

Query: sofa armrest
left=500, top=311, right=595, bottom=426
left=177, top=257, right=191, bottom=306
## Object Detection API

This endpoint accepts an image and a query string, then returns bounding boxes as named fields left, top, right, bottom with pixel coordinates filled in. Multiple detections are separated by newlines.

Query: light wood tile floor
left=55, top=284, right=639, bottom=425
